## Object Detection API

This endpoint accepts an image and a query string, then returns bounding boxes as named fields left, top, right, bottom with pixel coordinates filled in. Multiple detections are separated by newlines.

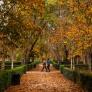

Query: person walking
left=41, top=59, right=47, bottom=72
left=46, top=58, right=51, bottom=72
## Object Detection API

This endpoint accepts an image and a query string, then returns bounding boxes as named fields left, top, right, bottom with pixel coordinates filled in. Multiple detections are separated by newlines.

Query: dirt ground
left=5, top=64, right=84, bottom=92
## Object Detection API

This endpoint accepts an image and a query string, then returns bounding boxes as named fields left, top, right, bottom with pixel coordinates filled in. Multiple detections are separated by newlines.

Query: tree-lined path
left=0, top=0, right=92, bottom=92
left=5, top=64, right=84, bottom=92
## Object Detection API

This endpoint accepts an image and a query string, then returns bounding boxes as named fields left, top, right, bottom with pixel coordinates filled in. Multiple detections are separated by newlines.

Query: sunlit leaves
left=46, top=0, right=92, bottom=59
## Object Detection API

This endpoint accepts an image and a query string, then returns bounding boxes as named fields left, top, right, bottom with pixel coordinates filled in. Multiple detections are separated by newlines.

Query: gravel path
left=5, top=64, right=84, bottom=92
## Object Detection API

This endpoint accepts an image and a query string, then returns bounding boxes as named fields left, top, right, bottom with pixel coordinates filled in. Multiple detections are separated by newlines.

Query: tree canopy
left=0, top=0, right=92, bottom=65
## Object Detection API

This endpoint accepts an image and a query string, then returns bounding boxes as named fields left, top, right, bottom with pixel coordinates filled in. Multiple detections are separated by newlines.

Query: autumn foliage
left=0, top=0, right=92, bottom=68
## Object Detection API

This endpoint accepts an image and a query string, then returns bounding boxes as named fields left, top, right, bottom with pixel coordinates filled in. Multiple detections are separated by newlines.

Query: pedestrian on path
left=46, top=58, right=51, bottom=72
left=41, top=59, right=47, bottom=72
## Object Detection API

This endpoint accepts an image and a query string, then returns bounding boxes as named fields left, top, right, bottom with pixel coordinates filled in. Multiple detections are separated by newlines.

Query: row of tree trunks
left=70, top=46, right=92, bottom=71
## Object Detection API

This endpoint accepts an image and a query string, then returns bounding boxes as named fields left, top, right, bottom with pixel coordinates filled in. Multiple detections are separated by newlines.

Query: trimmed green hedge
left=0, top=62, right=22, bottom=70
left=5, top=62, right=21, bottom=69
left=60, top=65, right=64, bottom=73
left=79, top=71, right=92, bottom=91
left=0, top=65, right=26, bottom=92
left=60, top=65, right=92, bottom=92
left=60, top=67, right=76, bottom=81
left=51, top=61, right=60, bottom=69
left=52, top=60, right=71, bottom=70
left=75, top=64, right=88, bottom=70
left=0, top=60, right=40, bottom=92
left=26, top=61, right=40, bottom=71
left=0, top=61, right=40, bottom=70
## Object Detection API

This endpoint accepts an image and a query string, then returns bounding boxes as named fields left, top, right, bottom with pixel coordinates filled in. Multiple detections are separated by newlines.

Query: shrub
left=26, top=61, right=40, bottom=71
left=10, top=65, right=26, bottom=75
left=51, top=61, right=60, bottom=69
left=0, top=61, right=22, bottom=70
left=60, top=67, right=92, bottom=92
left=79, top=71, right=92, bottom=91
left=0, top=65, right=26, bottom=92
left=75, top=64, right=88, bottom=70
left=61, top=68, right=76, bottom=81
left=0, top=61, right=40, bottom=92
left=60, top=65, right=64, bottom=73
left=5, top=62, right=22, bottom=69
left=0, top=71, right=11, bottom=92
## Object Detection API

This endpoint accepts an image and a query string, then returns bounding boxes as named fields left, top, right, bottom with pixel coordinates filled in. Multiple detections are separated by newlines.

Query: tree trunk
left=72, top=57, right=75, bottom=70
left=87, top=47, right=92, bottom=71
left=71, top=58, right=73, bottom=69
left=1, top=58, right=5, bottom=70
left=88, top=54, right=92, bottom=71
left=11, top=50, right=14, bottom=69
left=82, top=52, right=86, bottom=64
left=32, top=55, right=34, bottom=62
left=11, top=60, right=14, bottom=69
left=83, top=56, right=86, bottom=64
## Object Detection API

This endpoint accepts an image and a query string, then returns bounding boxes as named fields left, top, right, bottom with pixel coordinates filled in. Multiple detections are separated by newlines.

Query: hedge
left=5, top=62, right=21, bottom=69
left=0, top=60, right=40, bottom=92
left=0, top=61, right=22, bottom=70
left=0, top=61, right=40, bottom=70
left=52, top=60, right=71, bottom=70
left=0, top=65, right=26, bottom=92
left=59, top=65, right=64, bottom=73
left=51, top=61, right=60, bottom=69
left=75, top=64, right=88, bottom=70
left=79, top=71, right=92, bottom=91
left=26, top=61, right=40, bottom=71
left=60, top=65, right=92, bottom=92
